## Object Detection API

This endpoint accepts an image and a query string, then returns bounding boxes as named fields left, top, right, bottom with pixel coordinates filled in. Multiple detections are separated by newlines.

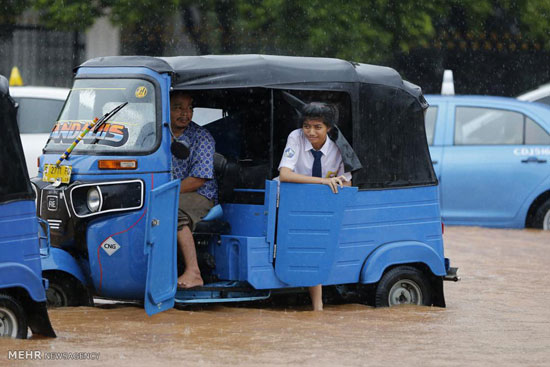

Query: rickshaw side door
left=275, top=183, right=356, bottom=286
left=144, top=179, right=180, bottom=316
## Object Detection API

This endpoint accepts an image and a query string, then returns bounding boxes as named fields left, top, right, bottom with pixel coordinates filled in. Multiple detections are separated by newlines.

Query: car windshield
left=44, top=78, right=157, bottom=154
left=14, top=97, right=65, bottom=134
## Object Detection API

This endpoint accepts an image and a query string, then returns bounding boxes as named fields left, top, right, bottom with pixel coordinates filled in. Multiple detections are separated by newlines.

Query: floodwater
left=2, top=227, right=549, bottom=366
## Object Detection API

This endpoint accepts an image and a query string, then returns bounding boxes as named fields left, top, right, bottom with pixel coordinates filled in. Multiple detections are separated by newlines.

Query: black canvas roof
left=77, top=55, right=420, bottom=97
left=76, top=55, right=435, bottom=188
left=0, top=75, right=34, bottom=203
left=0, top=74, right=8, bottom=96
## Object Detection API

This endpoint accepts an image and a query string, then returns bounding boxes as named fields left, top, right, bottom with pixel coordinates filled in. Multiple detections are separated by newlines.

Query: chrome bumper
left=444, top=267, right=460, bottom=282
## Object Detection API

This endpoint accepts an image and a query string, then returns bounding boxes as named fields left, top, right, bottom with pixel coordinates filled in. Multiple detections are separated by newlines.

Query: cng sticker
left=102, top=237, right=121, bottom=256
left=135, top=86, right=148, bottom=98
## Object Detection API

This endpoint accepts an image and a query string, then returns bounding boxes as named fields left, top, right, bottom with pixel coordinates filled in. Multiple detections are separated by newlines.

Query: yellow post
left=9, top=66, right=23, bottom=86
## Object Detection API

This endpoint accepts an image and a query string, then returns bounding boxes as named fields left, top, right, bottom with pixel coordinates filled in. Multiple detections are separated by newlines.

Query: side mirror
left=171, top=140, right=190, bottom=160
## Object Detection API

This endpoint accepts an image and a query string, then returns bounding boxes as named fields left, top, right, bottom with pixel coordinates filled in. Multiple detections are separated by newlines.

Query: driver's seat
left=193, top=153, right=238, bottom=234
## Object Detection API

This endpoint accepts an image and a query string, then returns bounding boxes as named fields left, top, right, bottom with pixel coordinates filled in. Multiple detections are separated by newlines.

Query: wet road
left=2, top=227, right=549, bottom=366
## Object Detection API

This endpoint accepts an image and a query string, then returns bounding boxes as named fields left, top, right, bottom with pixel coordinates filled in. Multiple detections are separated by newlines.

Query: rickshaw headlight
left=87, top=187, right=101, bottom=212
left=70, top=180, right=143, bottom=218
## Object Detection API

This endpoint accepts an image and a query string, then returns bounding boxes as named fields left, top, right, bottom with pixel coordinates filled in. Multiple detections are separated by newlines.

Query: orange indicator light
left=98, top=160, right=137, bottom=170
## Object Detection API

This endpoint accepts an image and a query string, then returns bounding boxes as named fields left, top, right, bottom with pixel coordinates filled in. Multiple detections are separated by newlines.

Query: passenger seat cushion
left=177, top=192, right=214, bottom=231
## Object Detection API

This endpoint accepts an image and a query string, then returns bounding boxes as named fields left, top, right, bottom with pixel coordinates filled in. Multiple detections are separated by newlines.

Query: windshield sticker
left=513, top=147, right=550, bottom=156
left=50, top=121, right=129, bottom=147
left=135, top=86, right=148, bottom=98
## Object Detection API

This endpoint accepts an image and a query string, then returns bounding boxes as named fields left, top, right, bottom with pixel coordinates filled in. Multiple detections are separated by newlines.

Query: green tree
left=0, top=0, right=31, bottom=39
left=26, top=0, right=550, bottom=60
left=31, top=0, right=236, bottom=55
left=32, top=0, right=103, bottom=28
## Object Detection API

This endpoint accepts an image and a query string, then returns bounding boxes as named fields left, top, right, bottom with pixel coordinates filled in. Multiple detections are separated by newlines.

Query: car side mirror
left=171, top=140, right=190, bottom=160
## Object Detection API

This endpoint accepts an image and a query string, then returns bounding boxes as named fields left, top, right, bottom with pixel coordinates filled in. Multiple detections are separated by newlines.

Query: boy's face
left=302, top=118, right=330, bottom=149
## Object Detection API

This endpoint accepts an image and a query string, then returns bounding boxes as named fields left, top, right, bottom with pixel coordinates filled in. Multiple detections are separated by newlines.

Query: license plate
left=42, top=164, right=72, bottom=184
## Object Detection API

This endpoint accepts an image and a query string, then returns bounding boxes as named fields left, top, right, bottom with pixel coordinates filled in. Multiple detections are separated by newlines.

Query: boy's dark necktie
left=311, top=149, right=323, bottom=178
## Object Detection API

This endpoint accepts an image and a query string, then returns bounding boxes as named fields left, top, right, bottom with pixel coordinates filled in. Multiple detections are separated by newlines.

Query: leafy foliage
left=0, top=0, right=31, bottom=25
left=21, top=0, right=550, bottom=60
left=32, top=0, right=103, bottom=29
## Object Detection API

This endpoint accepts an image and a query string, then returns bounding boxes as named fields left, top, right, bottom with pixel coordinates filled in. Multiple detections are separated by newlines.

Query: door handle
left=432, top=160, right=438, bottom=165
left=521, top=156, right=547, bottom=164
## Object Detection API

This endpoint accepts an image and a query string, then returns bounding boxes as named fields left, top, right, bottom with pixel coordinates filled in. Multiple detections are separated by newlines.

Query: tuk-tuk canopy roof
left=77, top=54, right=421, bottom=98
left=0, top=75, right=34, bottom=203
left=77, top=55, right=435, bottom=188
left=0, top=74, right=8, bottom=96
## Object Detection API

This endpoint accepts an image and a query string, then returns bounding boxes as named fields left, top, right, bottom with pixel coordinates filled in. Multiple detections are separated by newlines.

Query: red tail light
left=441, top=222, right=445, bottom=234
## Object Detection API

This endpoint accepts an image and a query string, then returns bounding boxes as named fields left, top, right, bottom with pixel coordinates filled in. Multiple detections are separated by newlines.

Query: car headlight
left=31, top=182, right=39, bottom=209
left=86, top=187, right=101, bottom=212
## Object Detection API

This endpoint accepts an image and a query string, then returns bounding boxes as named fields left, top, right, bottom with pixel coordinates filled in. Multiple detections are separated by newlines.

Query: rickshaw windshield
left=44, top=78, right=158, bottom=154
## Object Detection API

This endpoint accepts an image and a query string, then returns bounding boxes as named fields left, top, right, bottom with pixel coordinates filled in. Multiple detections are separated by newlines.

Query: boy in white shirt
left=278, top=102, right=352, bottom=310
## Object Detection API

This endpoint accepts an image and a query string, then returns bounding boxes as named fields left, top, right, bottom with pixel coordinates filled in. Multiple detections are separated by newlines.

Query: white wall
left=85, top=16, right=120, bottom=59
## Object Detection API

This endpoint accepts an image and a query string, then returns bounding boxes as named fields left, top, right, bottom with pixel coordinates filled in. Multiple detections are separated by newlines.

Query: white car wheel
left=543, top=208, right=550, bottom=230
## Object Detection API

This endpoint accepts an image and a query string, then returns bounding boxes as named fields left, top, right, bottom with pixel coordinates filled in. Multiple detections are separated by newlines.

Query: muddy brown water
left=1, top=227, right=549, bottom=366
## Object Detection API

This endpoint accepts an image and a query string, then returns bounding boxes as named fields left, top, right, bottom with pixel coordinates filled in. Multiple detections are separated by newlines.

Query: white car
left=517, top=83, right=550, bottom=105
left=10, top=86, right=70, bottom=177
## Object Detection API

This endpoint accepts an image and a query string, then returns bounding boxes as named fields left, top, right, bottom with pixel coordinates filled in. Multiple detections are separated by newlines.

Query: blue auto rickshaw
left=33, top=55, right=458, bottom=315
left=0, top=75, right=56, bottom=338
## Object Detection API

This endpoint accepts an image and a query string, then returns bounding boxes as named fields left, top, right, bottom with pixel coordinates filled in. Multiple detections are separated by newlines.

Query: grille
left=47, top=219, right=62, bottom=230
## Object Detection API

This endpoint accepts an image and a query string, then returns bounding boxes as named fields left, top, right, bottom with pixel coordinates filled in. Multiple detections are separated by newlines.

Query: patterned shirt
left=171, top=121, right=218, bottom=202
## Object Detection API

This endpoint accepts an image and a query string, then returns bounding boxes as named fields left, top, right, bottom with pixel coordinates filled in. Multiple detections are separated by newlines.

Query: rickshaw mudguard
left=27, top=301, right=56, bottom=338
left=41, top=247, right=88, bottom=286
left=359, top=241, right=447, bottom=284
left=0, top=200, right=46, bottom=302
left=275, top=183, right=357, bottom=287
left=0, top=263, right=46, bottom=302
left=144, top=179, right=179, bottom=316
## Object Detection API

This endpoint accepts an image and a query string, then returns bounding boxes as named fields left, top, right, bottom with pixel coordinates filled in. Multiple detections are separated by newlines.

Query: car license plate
left=42, top=164, right=72, bottom=184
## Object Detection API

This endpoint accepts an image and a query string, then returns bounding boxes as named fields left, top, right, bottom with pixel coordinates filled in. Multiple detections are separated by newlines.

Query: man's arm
left=180, top=177, right=206, bottom=193
left=179, top=127, right=215, bottom=193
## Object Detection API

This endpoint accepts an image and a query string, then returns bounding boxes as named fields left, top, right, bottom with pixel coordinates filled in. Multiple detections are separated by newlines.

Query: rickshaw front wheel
left=46, top=283, right=70, bottom=308
left=375, top=266, right=432, bottom=307
left=0, top=293, right=28, bottom=339
left=45, top=272, right=84, bottom=308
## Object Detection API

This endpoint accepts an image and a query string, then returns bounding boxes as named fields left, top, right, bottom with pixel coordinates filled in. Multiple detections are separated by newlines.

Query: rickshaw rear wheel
left=0, top=293, right=28, bottom=339
left=375, top=266, right=432, bottom=307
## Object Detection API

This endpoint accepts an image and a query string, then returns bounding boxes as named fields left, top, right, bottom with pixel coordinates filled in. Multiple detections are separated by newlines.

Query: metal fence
left=393, top=34, right=550, bottom=96
left=0, top=25, right=83, bottom=88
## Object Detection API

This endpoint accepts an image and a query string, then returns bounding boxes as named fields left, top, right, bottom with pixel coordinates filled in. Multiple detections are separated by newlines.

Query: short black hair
left=170, top=90, right=193, bottom=100
left=300, top=102, right=335, bottom=128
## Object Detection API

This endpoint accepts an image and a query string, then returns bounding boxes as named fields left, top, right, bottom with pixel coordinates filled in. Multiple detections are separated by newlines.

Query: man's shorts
left=177, top=192, right=214, bottom=231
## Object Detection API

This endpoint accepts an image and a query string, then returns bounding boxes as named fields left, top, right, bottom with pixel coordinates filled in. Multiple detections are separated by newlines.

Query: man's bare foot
left=177, top=271, right=204, bottom=289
